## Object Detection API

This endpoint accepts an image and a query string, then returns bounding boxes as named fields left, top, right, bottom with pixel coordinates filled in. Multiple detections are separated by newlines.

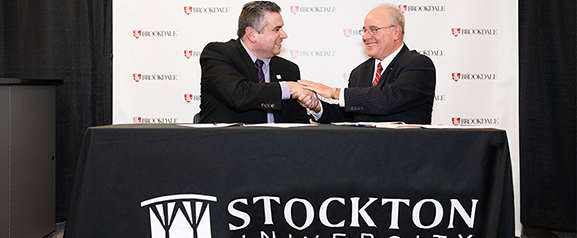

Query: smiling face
left=362, top=7, right=403, bottom=61
left=251, top=12, right=288, bottom=59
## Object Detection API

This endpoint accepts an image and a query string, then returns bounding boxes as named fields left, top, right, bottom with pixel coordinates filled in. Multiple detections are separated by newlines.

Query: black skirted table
left=64, top=124, right=514, bottom=238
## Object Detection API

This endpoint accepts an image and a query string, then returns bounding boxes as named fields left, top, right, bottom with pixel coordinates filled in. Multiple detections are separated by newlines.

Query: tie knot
left=255, top=59, right=264, bottom=68
left=377, top=62, right=383, bottom=71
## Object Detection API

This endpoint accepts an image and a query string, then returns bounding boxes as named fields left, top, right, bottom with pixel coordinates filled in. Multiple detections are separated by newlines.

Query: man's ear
left=393, top=25, right=403, bottom=41
left=245, top=27, right=258, bottom=43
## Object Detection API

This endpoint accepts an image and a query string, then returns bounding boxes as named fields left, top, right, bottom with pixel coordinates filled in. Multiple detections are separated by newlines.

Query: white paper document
left=243, top=123, right=319, bottom=128
left=177, top=123, right=243, bottom=128
left=177, top=123, right=318, bottom=128
left=331, top=122, right=416, bottom=128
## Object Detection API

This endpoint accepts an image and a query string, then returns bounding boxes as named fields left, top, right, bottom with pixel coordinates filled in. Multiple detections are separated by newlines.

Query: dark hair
left=237, top=1, right=281, bottom=38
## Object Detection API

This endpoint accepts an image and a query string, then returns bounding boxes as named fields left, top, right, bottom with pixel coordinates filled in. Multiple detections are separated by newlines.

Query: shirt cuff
left=310, top=102, right=323, bottom=121
left=338, top=88, right=345, bottom=107
left=279, top=81, right=290, bottom=100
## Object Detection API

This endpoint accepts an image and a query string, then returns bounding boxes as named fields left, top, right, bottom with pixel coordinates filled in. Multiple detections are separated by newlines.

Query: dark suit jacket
left=318, top=44, right=436, bottom=124
left=199, top=39, right=309, bottom=123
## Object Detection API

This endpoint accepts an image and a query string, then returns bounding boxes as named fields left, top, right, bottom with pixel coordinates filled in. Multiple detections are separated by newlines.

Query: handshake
left=287, top=80, right=336, bottom=113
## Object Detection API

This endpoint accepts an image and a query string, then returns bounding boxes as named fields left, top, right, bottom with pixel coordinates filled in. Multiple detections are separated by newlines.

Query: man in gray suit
left=298, top=4, right=436, bottom=124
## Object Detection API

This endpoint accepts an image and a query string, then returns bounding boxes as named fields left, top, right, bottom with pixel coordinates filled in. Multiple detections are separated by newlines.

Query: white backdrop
left=113, top=0, right=519, bottom=235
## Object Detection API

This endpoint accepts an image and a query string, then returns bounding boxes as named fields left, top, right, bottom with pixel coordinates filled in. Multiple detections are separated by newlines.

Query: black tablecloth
left=64, top=124, right=514, bottom=237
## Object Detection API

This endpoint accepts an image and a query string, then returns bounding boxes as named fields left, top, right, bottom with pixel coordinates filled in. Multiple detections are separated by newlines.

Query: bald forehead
left=365, top=6, right=391, bottom=24
left=371, top=6, right=391, bottom=14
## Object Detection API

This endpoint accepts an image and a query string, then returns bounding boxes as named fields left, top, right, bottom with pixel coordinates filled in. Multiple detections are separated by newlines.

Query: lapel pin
left=276, top=75, right=282, bottom=80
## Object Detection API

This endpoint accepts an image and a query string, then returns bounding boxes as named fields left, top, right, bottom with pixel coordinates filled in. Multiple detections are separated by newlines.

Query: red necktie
left=373, top=62, right=382, bottom=86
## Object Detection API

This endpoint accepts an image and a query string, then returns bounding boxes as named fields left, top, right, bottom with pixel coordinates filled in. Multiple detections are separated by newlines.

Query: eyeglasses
left=361, top=25, right=396, bottom=35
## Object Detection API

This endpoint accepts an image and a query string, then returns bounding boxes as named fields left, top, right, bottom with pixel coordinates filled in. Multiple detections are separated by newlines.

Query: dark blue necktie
left=255, top=59, right=265, bottom=83
left=255, top=59, right=274, bottom=122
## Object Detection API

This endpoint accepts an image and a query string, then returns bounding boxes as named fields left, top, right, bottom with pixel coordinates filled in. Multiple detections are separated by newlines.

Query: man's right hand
left=287, top=82, right=321, bottom=112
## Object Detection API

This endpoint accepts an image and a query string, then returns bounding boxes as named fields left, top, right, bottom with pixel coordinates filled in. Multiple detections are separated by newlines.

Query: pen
left=347, top=124, right=376, bottom=128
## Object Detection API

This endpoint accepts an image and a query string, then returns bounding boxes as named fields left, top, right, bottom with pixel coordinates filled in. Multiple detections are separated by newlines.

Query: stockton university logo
left=141, top=194, right=217, bottom=238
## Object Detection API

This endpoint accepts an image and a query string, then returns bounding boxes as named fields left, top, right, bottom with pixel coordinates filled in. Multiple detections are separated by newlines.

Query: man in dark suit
left=298, top=4, right=436, bottom=124
left=199, top=1, right=310, bottom=123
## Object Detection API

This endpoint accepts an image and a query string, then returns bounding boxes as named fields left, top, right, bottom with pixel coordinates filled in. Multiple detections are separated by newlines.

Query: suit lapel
left=269, top=57, right=281, bottom=83
left=379, top=62, right=394, bottom=85
left=356, top=59, right=375, bottom=87
left=234, top=39, right=260, bottom=83
left=376, top=45, right=409, bottom=85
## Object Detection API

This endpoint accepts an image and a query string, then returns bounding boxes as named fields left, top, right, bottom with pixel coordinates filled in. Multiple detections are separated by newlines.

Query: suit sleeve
left=200, top=42, right=283, bottom=112
left=316, top=101, right=347, bottom=123
left=285, top=67, right=310, bottom=123
left=344, top=54, right=436, bottom=115
left=271, top=58, right=311, bottom=123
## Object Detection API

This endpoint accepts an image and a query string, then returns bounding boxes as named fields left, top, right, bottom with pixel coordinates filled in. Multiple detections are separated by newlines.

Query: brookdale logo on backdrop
left=133, top=30, right=178, bottom=39
left=184, top=50, right=202, bottom=59
left=451, top=28, right=498, bottom=37
left=184, top=94, right=201, bottom=103
left=417, top=50, right=446, bottom=57
left=290, top=6, right=337, bottom=15
left=397, top=5, right=447, bottom=13
left=290, top=50, right=338, bottom=59
left=435, top=95, right=447, bottom=101
left=451, top=73, right=498, bottom=82
left=133, top=117, right=179, bottom=124
left=343, top=73, right=350, bottom=82
left=133, top=73, right=179, bottom=83
left=451, top=117, right=500, bottom=126
left=141, top=194, right=479, bottom=237
left=343, top=29, right=364, bottom=38
left=184, top=6, right=230, bottom=15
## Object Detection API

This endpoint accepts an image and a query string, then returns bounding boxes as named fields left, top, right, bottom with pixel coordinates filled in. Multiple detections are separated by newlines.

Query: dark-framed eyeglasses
left=361, top=25, right=396, bottom=35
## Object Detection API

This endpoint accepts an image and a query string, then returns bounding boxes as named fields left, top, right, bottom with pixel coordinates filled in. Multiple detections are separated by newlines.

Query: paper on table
left=177, top=123, right=243, bottom=128
left=331, top=122, right=405, bottom=128
left=420, top=125, right=502, bottom=129
left=243, top=123, right=319, bottom=128
left=375, top=124, right=421, bottom=128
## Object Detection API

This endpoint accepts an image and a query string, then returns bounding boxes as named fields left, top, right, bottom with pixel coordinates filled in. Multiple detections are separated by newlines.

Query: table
left=64, top=124, right=514, bottom=237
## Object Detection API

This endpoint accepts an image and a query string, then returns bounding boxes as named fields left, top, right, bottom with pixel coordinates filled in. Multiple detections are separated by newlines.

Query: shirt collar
left=240, top=39, right=271, bottom=65
left=376, top=43, right=404, bottom=70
